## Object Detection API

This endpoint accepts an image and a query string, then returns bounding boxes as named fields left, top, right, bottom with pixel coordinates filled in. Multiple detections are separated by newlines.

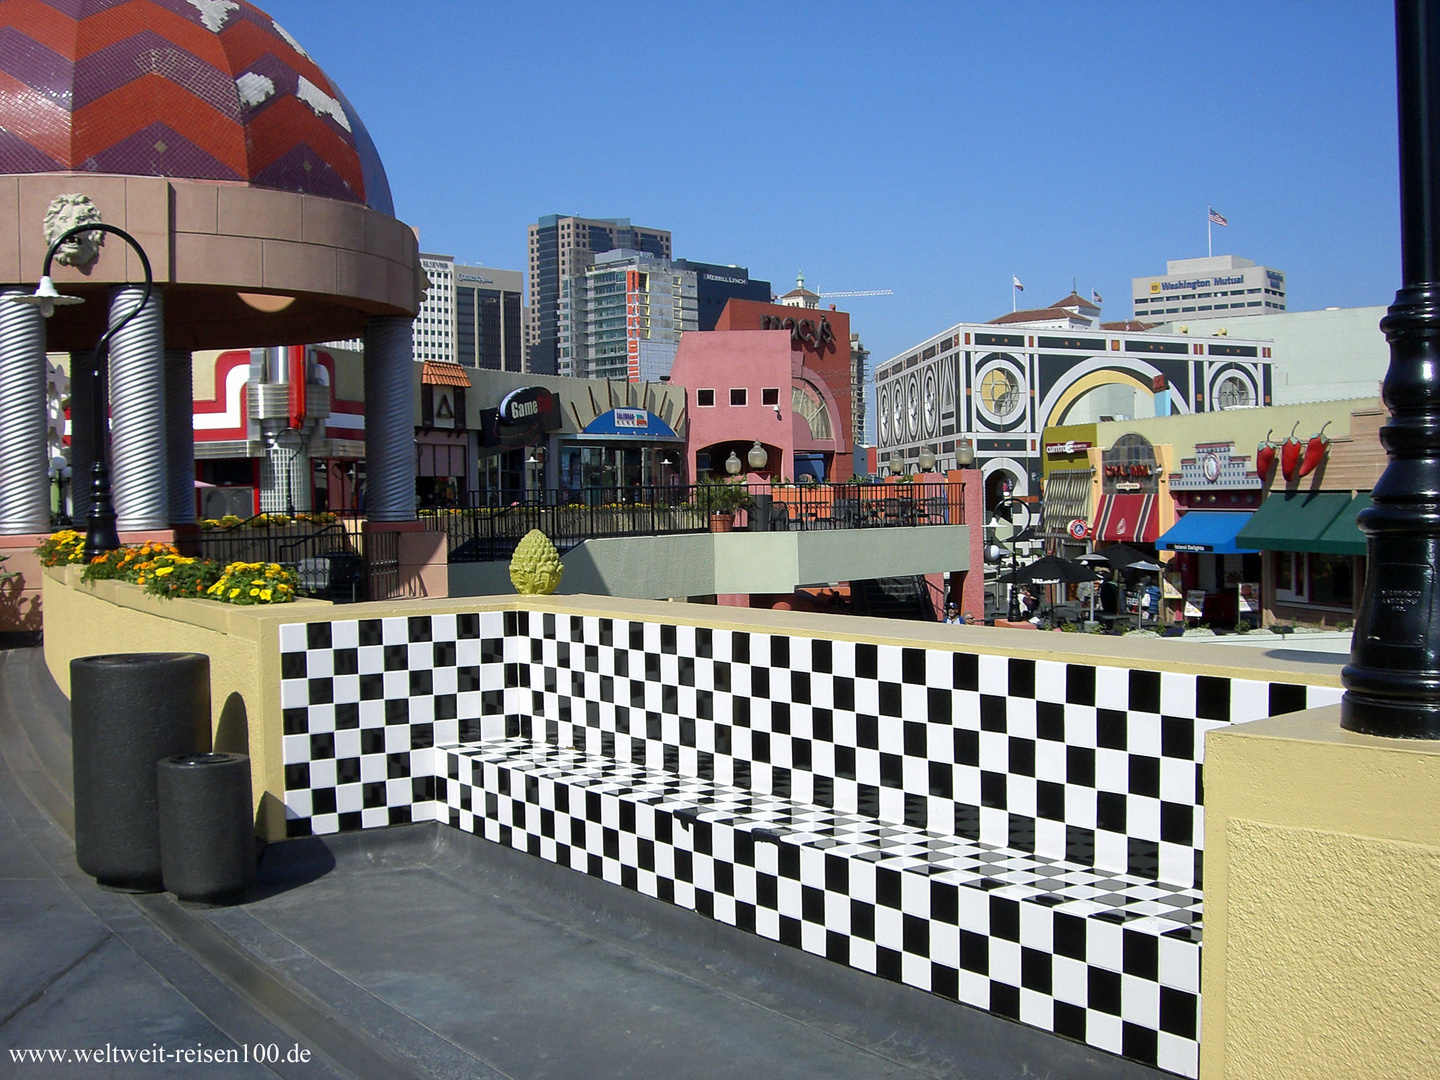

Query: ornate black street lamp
left=986, top=495, right=1032, bottom=622
left=1342, top=1, right=1440, bottom=738
left=11, top=224, right=152, bottom=561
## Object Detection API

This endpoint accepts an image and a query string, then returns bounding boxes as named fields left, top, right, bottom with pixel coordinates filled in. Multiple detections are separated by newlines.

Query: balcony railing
left=427, top=481, right=966, bottom=564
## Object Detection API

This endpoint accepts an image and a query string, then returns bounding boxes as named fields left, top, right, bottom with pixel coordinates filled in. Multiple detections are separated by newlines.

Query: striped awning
left=1040, top=468, right=1095, bottom=539
left=1094, top=493, right=1159, bottom=544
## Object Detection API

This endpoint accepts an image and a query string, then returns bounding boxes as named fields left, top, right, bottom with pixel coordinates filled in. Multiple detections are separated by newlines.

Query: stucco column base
left=1202, top=707, right=1440, bottom=1080
left=365, top=521, right=447, bottom=600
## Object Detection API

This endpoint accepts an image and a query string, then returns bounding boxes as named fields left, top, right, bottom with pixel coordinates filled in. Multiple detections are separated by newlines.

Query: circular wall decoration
left=975, top=357, right=1024, bottom=427
left=923, top=365, right=938, bottom=436
left=906, top=371, right=922, bottom=442
left=1210, top=367, right=1258, bottom=411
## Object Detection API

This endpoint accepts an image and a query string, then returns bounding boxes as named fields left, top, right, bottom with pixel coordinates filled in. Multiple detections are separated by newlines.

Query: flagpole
left=1013, top=281, right=1017, bottom=312
left=1208, top=208, right=1213, bottom=258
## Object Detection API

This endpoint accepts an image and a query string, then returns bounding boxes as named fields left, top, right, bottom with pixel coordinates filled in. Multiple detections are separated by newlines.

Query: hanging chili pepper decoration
left=1298, top=420, right=1332, bottom=478
left=1280, top=421, right=1304, bottom=482
left=1255, top=429, right=1277, bottom=476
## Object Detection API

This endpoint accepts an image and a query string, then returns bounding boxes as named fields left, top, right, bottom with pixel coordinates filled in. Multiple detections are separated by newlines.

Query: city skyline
left=269, top=1, right=1402, bottom=368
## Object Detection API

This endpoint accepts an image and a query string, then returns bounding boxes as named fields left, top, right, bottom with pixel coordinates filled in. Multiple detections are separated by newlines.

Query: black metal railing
left=427, top=482, right=966, bottom=563
left=194, top=514, right=367, bottom=601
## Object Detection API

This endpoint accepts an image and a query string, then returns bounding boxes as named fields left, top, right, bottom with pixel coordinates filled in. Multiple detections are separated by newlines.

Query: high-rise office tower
left=526, top=215, right=671, bottom=374
left=557, top=251, right=698, bottom=381
left=414, top=253, right=523, bottom=370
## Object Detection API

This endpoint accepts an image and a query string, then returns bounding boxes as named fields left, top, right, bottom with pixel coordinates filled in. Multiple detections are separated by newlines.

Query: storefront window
left=557, top=445, right=674, bottom=501
left=1310, top=553, right=1353, bottom=607
left=1274, top=551, right=1354, bottom=607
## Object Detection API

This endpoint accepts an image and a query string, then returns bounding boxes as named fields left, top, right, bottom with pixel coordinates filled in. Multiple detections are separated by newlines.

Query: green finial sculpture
left=509, top=529, right=563, bottom=595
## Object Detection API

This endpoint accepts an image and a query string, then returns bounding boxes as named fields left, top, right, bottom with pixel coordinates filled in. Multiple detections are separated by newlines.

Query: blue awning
left=1155, top=511, right=1259, bottom=554
left=579, top=408, right=680, bottom=439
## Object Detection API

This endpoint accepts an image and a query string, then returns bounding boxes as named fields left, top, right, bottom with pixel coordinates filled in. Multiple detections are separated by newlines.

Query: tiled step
left=437, top=738, right=1202, bottom=1078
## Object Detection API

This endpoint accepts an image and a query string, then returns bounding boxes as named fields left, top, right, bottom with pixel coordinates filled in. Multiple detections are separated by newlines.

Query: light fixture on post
left=888, top=451, right=903, bottom=476
left=747, top=440, right=768, bottom=471
left=990, top=495, right=1032, bottom=622
left=918, top=447, right=937, bottom=473
left=955, top=438, right=975, bottom=467
left=11, top=222, right=152, bottom=561
left=724, top=451, right=742, bottom=476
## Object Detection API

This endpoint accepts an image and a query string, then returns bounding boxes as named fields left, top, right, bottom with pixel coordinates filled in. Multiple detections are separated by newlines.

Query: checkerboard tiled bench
left=278, top=609, right=1344, bottom=1080
left=438, top=737, right=1202, bottom=1076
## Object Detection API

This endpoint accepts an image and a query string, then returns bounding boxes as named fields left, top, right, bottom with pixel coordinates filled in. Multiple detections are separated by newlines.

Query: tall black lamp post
left=986, top=495, right=1031, bottom=622
left=1343, top=0, right=1440, bottom=738
left=11, top=224, right=153, bottom=562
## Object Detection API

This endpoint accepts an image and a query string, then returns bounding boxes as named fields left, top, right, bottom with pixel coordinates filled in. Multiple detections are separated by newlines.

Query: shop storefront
left=1236, top=490, right=1367, bottom=627
left=1092, top=434, right=1167, bottom=546
left=1155, top=442, right=1262, bottom=625
left=416, top=362, right=471, bottom=508
left=557, top=407, right=684, bottom=497
left=1039, top=431, right=1096, bottom=558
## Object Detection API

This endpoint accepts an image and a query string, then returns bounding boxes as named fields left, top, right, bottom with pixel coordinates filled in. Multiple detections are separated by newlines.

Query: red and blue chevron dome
left=0, top=0, right=394, bottom=214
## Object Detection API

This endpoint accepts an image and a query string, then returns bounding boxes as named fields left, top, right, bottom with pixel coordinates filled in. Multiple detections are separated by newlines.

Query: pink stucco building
left=669, top=328, right=848, bottom=481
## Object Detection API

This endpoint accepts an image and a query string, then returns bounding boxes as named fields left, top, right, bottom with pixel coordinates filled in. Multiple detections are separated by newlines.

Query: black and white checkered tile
left=439, top=739, right=1203, bottom=1076
left=277, top=608, right=1343, bottom=1078
left=277, top=612, right=505, bottom=835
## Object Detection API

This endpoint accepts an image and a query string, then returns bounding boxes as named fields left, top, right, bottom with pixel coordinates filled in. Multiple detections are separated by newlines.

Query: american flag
left=1012, top=276, right=1024, bottom=290
left=1091, top=290, right=1103, bottom=304
left=1208, top=207, right=1228, bottom=227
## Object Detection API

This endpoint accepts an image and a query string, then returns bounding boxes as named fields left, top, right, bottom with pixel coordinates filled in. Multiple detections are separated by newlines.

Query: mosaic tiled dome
left=0, top=0, right=394, bottom=214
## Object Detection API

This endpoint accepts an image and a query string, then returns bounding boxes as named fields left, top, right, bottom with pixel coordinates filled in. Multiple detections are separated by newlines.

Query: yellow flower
left=228, top=588, right=240, bottom=599
left=154, top=566, right=173, bottom=576
left=249, top=588, right=259, bottom=597
left=260, top=589, right=272, bottom=601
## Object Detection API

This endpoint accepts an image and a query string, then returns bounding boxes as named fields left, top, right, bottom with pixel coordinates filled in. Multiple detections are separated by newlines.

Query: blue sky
left=271, top=1, right=1400, bottom=367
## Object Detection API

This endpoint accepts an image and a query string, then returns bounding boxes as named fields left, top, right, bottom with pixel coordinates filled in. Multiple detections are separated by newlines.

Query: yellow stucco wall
left=1202, top=707, right=1440, bottom=1078
left=43, top=566, right=306, bottom=841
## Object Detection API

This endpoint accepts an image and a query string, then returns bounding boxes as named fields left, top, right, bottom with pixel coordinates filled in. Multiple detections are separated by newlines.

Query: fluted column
left=363, top=315, right=415, bottom=521
left=0, top=289, right=49, bottom=534
left=164, top=348, right=195, bottom=524
left=108, top=286, right=168, bottom=531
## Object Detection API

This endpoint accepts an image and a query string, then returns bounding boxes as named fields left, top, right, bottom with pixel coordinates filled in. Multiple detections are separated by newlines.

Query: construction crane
left=782, top=272, right=893, bottom=301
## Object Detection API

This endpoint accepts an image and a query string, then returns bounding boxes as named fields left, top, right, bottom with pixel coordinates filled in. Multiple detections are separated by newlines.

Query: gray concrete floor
left=0, top=646, right=1167, bottom=1080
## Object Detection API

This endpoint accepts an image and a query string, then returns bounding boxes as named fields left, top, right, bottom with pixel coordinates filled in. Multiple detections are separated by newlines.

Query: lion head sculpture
left=43, top=194, right=104, bottom=268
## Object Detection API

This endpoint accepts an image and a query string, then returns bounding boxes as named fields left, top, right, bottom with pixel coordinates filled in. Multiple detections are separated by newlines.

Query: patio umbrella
left=998, top=555, right=1100, bottom=619
left=997, top=554, right=1101, bottom=586
left=1091, top=543, right=1153, bottom=570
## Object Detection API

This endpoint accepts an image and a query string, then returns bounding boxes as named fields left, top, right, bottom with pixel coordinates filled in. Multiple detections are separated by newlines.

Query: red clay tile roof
left=421, top=361, right=471, bottom=387
left=1100, top=320, right=1160, bottom=331
left=988, top=307, right=1079, bottom=325
left=1050, top=292, right=1100, bottom=310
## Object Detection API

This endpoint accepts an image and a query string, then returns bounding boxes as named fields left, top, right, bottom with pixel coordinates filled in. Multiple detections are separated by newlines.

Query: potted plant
left=697, top=477, right=752, bottom=532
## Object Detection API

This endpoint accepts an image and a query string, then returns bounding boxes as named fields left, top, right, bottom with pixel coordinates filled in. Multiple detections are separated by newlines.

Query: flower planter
left=709, top=512, right=734, bottom=533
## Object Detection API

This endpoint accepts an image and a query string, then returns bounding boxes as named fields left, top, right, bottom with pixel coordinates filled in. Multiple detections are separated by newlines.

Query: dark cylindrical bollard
left=71, top=653, right=209, bottom=890
left=750, top=492, right=772, bottom=532
left=157, top=753, right=255, bottom=903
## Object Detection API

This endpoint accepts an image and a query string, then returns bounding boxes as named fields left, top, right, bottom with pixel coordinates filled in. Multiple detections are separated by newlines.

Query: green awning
left=1314, top=493, right=1372, bottom=556
left=1236, top=491, right=1355, bottom=553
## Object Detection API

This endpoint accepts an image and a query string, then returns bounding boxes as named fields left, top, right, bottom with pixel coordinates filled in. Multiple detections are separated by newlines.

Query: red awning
left=1094, top=493, right=1158, bottom=543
